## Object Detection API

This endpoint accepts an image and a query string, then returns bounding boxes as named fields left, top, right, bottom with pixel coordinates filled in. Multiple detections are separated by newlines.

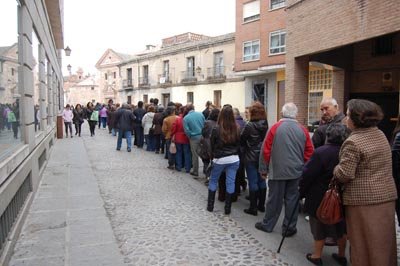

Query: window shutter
left=243, top=0, right=260, bottom=20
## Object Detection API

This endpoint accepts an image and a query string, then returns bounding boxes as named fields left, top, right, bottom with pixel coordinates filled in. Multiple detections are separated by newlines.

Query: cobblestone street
left=9, top=127, right=400, bottom=265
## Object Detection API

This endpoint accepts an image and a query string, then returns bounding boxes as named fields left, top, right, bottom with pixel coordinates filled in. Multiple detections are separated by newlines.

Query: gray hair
left=282, top=102, right=298, bottom=119
left=326, top=123, right=348, bottom=145
left=320, top=97, right=338, bottom=107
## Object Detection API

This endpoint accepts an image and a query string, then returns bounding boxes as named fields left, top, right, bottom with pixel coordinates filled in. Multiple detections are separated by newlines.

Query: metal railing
left=158, top=73, right=172, bottom=84
left=180, top=70, right=197, bottom=83
left=207, top=66, right=226, bottom=79
left=122, top=79, right=133, bottom=88
left=138, top=77, right=149, bottom=86
left=0, top=175, right=32, bottom=253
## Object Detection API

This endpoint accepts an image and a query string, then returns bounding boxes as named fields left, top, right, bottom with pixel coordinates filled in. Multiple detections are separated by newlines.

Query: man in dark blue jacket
left=115, top=104, right=136, bottom=152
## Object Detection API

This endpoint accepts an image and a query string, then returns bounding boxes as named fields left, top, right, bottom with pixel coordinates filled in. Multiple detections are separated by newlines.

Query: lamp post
left=64, top=46, right=71, bottom=56
left=67, top=64, right=72, bottom=75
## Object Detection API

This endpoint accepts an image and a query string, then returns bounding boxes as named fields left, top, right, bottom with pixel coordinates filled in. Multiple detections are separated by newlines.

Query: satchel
left=169, top=141, right=177, bottom=154
left=316, top=178, right=343, bottom=225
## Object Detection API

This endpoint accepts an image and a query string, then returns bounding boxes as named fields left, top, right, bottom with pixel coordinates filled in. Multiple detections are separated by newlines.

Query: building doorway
left=252, top=80, right=267, bottom=106
left=350, top=92, right=399, bottom=140
left=162, top=93, right=170, bottom=108
left=277, top=80, right=285, bottom=120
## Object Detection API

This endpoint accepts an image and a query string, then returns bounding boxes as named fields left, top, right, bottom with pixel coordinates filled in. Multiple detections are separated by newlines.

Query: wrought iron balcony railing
left=180, top=70, right=197, bottom=83
left=207, top=66, right=226, bottom=80
left=122, top=79, right=133, bottom=88
left=139, top=76, right=150, bottom=86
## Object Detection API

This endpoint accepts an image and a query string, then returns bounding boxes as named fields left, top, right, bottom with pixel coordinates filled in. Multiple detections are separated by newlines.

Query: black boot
left=207, top=190, right=216, bottom=212
left=258, top=188, right=267, bottom=212
left=225, top=193, right=234, bottom=215
left=244, top=190, right=258, bottom=216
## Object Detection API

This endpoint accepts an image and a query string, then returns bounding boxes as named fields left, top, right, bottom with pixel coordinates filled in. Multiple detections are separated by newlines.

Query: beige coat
left=334, top=127, right=397, bottom=206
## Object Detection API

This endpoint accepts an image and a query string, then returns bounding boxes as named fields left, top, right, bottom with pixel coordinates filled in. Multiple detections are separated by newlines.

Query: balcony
left=180, top=70, right=197, bottom=84
left=207, top=66, right=226, bottom=82
left=158, top=73, right=173, bottom=87
left=139, top=76, right=150, bottom=87
left=122, top=79, right=133, bottom=90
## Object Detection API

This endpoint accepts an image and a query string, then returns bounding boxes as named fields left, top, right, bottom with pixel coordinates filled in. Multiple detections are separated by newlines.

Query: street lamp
left=64, top=46, right=71, bottom=56
left=67, top=64, right=72, bottom=75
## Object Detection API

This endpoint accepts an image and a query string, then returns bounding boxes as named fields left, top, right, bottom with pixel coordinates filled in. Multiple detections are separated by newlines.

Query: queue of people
left=60, top=96, right=399, bottom=266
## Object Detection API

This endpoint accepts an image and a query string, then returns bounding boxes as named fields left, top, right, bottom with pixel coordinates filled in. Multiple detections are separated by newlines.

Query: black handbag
left=148, top=124, right=155, bottom=135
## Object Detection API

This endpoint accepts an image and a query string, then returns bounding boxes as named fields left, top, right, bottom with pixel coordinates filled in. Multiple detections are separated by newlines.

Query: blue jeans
left=134, top=124, right=144, bottom=147
left=145, top=134, right=155, bottom=151
left=246, top=162, right=267, bottom=191
left=166, top=140, right=175, bottom=167
left=208, top=161, right=240, bottom=194
left=176, top=143, right=191, bottom=172
left=101, top=117, right=107, bottom=128
left=111, top=128, right=116, bottom=136
left=117, top=130, right=132, bottom=150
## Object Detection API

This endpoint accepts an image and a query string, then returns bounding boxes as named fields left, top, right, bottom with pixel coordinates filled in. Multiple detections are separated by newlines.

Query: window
left=373, top=34, right=395, bottom=56
left=243, top=40, right=260, bottom=62
left=243, top=0, right=260, bottom=23
left=105, top=73, right=108, bottom=80
left=11, top=68, right=14, bottom=76
left=187, top=92, right=194, bottom=103
left=113, top=72, right=116, bottom=79
left=143, top=94, right=148, bottom=103
left=142, top=65, right=149, bottom=84
left=163, top=60, right=169, bottom=78
left=213, top=52, right=224, bottom=76
left=214, top=90, right=222, bottom=108
left=308, top=92, right=324, bottom=124
left=309, top=69, right=332, bottom=91
left=270, top=0, right=285, bottom=10
left=91, top=86, right=94, bottom=90
left=187, top=57, right=195, bottom=77
left=269, top=30, right=286, bottom=55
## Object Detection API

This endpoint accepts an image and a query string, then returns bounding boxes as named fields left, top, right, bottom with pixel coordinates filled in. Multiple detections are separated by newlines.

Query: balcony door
left=127, top=68, right=132, bottom=86
left=187, top=57, right=195, bottom=78
left=163, top=60, right=169, bottom=80
left=214, top=52, right=224, bottom=76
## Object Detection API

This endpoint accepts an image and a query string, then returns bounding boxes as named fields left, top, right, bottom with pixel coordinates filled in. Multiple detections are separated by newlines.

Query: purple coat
left=299, top=143, right=341, bottom=217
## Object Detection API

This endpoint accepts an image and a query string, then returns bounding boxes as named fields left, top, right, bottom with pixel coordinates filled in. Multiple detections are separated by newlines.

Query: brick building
left=286, top=0, right=400, bottom=138
left=234, top=0, right=286, bottom=123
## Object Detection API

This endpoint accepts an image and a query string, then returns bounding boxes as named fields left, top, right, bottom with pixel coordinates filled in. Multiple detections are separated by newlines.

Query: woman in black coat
left=299, top=123, right=349, bottom=266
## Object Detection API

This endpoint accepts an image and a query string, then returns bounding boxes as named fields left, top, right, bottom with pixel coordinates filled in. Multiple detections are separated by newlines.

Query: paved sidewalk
left=8, top=127, right=400, bottom=265
left=8, top=136, right=125, bottom=266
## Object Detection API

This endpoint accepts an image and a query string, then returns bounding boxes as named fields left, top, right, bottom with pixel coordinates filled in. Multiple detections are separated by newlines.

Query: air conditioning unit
left=382, top=72, right=392, bottom=85
left=159, top=77, right=166, bottom=84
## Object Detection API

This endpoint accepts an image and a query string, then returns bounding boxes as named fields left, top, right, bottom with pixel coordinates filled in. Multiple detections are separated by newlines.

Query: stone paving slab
left=9, top=126, right=400, bottom=266
left=8, top=133, right=125, bottom=266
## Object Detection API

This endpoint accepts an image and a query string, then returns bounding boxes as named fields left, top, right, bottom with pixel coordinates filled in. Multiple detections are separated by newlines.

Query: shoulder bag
left=316, top=178, right=343, bottom=225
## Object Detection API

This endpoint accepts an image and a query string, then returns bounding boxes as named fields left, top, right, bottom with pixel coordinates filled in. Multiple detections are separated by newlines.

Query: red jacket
left=172, top=115, right=189, bottom=144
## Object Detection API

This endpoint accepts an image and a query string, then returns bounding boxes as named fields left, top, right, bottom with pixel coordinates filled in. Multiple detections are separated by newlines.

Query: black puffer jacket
left=210, top=125, right=240, bottom=159
left=240, top=119, right=269, bottom=163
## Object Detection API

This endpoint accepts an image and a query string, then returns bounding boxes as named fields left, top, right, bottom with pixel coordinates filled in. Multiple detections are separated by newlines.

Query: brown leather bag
left=316, top=178, right=343, bottom=225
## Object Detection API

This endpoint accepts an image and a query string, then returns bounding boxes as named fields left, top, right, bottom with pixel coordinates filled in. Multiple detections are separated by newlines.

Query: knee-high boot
left=207, top=190, right=216, bottom=212
left=225, top=193, right=234, bottom=215
left=244, top=190, right=258, bottom=216
left=258, top=188, right=267, bottom=212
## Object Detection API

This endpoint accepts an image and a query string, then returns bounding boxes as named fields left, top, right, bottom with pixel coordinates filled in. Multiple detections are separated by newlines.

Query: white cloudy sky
left=63, top=0, right=236, bottom=76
